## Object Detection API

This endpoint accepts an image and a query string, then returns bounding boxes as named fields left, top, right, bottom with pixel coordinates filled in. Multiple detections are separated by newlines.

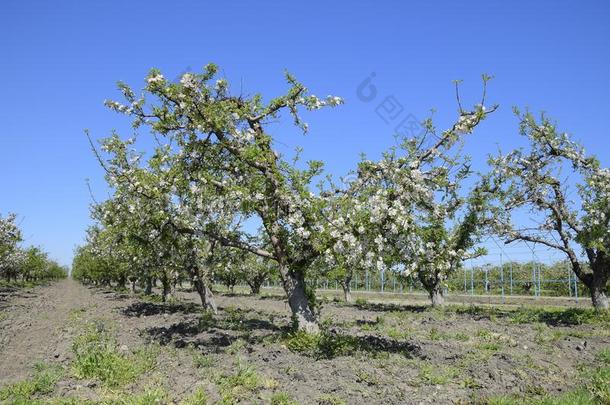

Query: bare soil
left=0, top=280, right=608, bottom=404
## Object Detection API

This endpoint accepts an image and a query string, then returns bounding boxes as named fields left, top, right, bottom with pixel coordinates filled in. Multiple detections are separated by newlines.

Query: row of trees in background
left=0, top=213, right=68, bottom=283
left=73, top=64, right=609, bottom=332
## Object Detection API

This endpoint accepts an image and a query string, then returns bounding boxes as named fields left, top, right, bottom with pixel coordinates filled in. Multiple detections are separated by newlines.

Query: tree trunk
left=194, top=278, right=217, bottom=314
left=281, top=268, right=319, bottom=333
left=579, top=257, right=609, bottom=311
left=131, top=279, right=137, bottom=293
left=248, top=281, right=261, bottom=295
left=161, top=276, right=174, bottom=303
left=418, top=272, right=445, bottom=307
left=144, top=277, right=153, bottom=295
left=590, top=275, right=609, bottom=311
left=429, top=287, right=445, bottom=306
left=341, top=277, right=352, bottom=303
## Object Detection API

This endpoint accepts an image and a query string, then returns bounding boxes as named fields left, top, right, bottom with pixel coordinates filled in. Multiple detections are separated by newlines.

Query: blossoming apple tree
left=332, top=78, right=497, bottom=306
left=488, top=110, right=610, bottom=310
left=101, top=64, right=342, bottom=331
left=85, top=132, right=230, bottom=311
left=0, top=213, right=23, bottom=281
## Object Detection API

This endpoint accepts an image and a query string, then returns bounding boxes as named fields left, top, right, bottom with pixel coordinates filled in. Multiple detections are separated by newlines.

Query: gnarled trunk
left=591, top=286, right=608, bottom=310
left=429, top=287, right=445, bottom=306
left=194, top=278, right=217, bottom=314
left=418, top=272, right=445, bottom=307
left=589, top=273, right=609, bottom=311
left=248, top=281, right=262, bottom=295
left=281, top=268, right=319, bottom=333
left=340, top=277, right=352, bottom=303
left=578, top=256, right=609, bottom=311
left=144, top=277, right=153, bottom=295
left=161, top=274, right=175, bottom=303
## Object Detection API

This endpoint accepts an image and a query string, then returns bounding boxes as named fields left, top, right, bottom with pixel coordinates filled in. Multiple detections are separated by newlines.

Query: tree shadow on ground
left=332, top=331, right=425, bottom=359
left=286, top=327, right=425, bottom=360
left=0, top=291, right=36, bottom=302
left=123, top=301, right=201, bottom=317
left=143, top=308, right=282, bottom=351
left=449, top=305, right=607, bottom=327
left=352, top=301, right=429, bottom=313
left=107, top=293, right=131, bottom=300
left=258, top=295, right=285, bottom=301
left=215, top=292, right=253, bottom=298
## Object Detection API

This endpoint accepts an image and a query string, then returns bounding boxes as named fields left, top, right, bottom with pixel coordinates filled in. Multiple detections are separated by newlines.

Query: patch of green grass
left=317, top=394, right=347, bottom=405
left=284, top=327, right=414, bottom=359
left=137, top=292, right=164, bottom=303
left=360, top=317, right=385, bottom=332
left=487, top=347, right=610, bottom=404
left=190, top=349, right=215, bottom=369
left=386, top=326, right=411, bottom=340
left=198, top=311, right=217, bottom=331
left=226, top=338, right=247, bottom=355
left=223, top=306, right=247, bottom=331
left=0, top=362, right=63, bottom=401
left=180, top=387, right=208, bottom=405
left=596, top=347, right=610, bottom=364
left=533, top=323, right=563, bottom=345
left=100, top=387, right=168, bottom=404
left=453, top=331, right=470, bottom=341
left=355, top=370, right=380, bottom=386
left=354, top=297, right=367, bottom=306
left=71, top=323, right=157, bottom=388
left=451, top=304, right=501, bottom=318
left=445, top=304, right=610, bottom=328
left=475, top=328, right=516, bottom=352
left=0, top=280, right=40, bottom=289
left=429, top=327, right=448, bottom=341
left=510, top=307, right=610, bottom=326
left=488, top=389, right=598, bottom=405
left=517, top=353, right=544, bottom=371
left=416, top=363, right=458, bottom=386
left=461, top=375, right=482, bottom=389
left=215, top=363, right=276, bottom=405
left=68, top=307, right=87, bottom=322
left=317, top=333, right=363, bottom=358
left=581, top=351, right=610, bottom=404
left=270, top=391, right=299, bottom=405
left=284, top=330, right=321, bottom=353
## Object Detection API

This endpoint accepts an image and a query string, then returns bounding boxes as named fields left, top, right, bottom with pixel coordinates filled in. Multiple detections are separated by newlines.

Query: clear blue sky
left=1, top=1, right=609, bottom=267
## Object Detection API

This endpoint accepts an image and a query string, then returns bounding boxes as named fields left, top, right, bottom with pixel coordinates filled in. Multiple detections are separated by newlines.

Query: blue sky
left=1, top=1, right=609, bottom=266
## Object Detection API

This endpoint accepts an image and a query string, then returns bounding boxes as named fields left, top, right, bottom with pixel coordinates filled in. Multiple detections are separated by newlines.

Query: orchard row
left=71, top=64, right=608, bottom=331
left=0, top=213, right=68, bottom=283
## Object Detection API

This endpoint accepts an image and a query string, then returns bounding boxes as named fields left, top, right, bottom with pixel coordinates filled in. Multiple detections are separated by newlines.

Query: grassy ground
left=1, top=281, right=608, bottom=404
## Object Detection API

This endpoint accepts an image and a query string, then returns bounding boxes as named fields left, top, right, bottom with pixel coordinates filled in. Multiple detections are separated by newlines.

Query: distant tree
left=243, top=255, right=274, bottom=295
left=0, top=213, right=22, bottom=281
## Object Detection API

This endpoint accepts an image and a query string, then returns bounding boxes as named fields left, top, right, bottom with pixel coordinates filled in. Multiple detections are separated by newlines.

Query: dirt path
left=0, top=279, right=93, bottom=384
